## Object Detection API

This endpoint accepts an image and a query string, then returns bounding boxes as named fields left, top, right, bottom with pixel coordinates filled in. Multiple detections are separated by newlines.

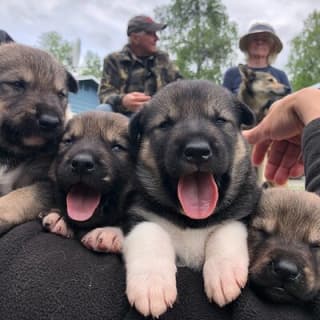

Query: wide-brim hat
left=239, top=22, right=283, bottom=54
left=127, top=15, right=167, bottom=36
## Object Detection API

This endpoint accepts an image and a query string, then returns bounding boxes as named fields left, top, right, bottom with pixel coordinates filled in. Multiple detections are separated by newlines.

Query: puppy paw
left=126, top=266, right=177, bottom=318
left=203, top=255, right=248, bottom=306
left=81, top=227, right=124, bottom=253
left=41, top=211, right=74, bottom=238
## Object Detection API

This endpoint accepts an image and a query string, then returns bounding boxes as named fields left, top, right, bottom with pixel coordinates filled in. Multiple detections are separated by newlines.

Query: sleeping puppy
left=0, top=43, right=78, bottom=233
left=124, top=80, right=261, bottom=317
left=41, top=111, right=133, bottom=252
left=248, top=188, right=320, bottom=303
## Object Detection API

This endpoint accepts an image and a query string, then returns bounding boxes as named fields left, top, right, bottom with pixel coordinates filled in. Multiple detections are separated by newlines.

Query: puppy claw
left=81, top=227, right=124, bottom=253
left=126, top=272, right=177, bottom=318
left=203, top=257, right=248, bottom=307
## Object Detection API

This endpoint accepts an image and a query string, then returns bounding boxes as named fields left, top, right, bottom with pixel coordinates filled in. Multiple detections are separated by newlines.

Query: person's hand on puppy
left=243, top=87, right=320, bottom=185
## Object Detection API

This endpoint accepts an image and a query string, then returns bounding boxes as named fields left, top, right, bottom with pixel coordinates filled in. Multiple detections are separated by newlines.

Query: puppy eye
left=10, top=80, right=26, bottom=92
left=252, top=227, right=271, bottom=238
left=213, top=117, right=227, bottom=125
left=309, top=242, right=320, bottom=250
left=62, top=137, right=73, bottom=146
left=57, top=90, right=67, bottom=98
left=158, top=119, right=173, bottom=130
left=111, top=143, right=127, bottom=152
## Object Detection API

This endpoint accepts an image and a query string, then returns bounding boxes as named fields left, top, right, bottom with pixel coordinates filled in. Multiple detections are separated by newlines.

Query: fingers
left=264, top=140, right=303, bottom=184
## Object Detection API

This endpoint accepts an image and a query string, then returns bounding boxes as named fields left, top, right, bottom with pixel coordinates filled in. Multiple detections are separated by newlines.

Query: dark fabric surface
left=0, top=221, right=315, bottom=320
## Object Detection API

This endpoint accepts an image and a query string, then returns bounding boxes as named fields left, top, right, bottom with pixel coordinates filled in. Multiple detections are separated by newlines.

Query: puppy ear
left=66, top=71, right=79, bottom=93
left=234, top=97, right=256, bottom=126
left=129, top=110, right=144, bottom=148
left=238, top=64, right=255, bottom=83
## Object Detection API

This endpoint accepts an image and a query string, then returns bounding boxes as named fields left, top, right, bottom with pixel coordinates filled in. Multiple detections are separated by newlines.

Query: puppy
left=42, top=111, right=133, bottom=252
left=0, top=43, right=78, bottom=232
left=124, top=80, right=261, bottom=317
left=238, top=64, right=290, bottom=188
left=248, top=188, right=320, bottom=303
left=238, top=64, right=290, bottom=124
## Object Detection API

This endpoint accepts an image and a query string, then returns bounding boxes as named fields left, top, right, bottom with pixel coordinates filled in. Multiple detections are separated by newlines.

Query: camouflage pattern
left=98, top=44, right=182, bottom=115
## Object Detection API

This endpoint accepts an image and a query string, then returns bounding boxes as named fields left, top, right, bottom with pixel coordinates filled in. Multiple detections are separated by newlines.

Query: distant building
left=68, top=75, right=100, bottom=113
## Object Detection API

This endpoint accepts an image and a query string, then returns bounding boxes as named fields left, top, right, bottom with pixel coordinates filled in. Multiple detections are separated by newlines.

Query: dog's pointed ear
left=66, top=71, right=79, bottom=93
left=233, top=95, right=256, bottom=126
left=238, top=64, right=255, bottom=82
left=129, top=109, right=145, bottom=150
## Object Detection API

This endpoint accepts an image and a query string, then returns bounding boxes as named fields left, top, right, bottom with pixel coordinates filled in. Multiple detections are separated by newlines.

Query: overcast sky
left=1, top=0, right=319, bottom=73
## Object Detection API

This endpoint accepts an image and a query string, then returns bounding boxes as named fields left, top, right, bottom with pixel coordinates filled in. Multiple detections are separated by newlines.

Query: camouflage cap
left=127, top=15, right=167, bottom=36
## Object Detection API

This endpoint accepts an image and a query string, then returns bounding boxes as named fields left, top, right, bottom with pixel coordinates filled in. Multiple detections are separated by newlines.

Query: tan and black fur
left=0, top=43, right=78, bottom=233
left=42, top=111, right=133, bottom=252
left=248, top=188, right=320, bottom=303
left=238, top=64, right=290, bottom=125
left=238, top=64, right=290, bottom=187
left=123, top=80, right=261, bottom=317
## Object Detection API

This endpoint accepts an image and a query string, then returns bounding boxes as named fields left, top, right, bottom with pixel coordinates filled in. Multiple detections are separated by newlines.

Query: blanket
left=0, top=221, right=316, bottom=320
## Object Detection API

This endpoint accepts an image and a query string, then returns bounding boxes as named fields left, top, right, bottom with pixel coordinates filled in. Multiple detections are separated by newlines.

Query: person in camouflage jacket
left=98, top=15, right=182, bottom=116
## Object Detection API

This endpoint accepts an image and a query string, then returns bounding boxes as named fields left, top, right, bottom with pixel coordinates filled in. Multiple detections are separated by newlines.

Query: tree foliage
left=287, top=10, right=320, bottom=90
left=79, top=51, right=102, bottom=79
left=38, top=31, right=102, bottom=79
left=38, top=31, right=73, bottom=68
left=155, top=0, right=238, bottom=82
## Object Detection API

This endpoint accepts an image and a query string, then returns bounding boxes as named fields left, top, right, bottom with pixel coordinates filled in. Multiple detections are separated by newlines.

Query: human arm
left=243, top=87, right=320, bottom=185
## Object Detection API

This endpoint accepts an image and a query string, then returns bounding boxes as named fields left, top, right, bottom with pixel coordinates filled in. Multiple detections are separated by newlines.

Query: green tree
left=80, top=51, right=102, bottom=79
left=38, top=31, right=73, bottom=68
left=155, top=0, right=238, bottom=82
left=287, top=10, right=320, bottom=91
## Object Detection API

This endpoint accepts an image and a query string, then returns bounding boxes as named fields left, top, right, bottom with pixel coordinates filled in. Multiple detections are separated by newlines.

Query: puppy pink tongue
left=178, top=173, right=218, bottom=219
left=66, top=184, right=101, bottom=221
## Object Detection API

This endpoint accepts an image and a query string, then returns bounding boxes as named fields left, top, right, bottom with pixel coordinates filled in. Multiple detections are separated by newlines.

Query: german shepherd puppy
left=238, top=64, right=290, bottom=124
left=238, top=64, right=290, bottom=188
left=124, top=80, right=261, bottom=317
left=248, top=188, right=320, bottom=303
left=41, top=111, right=133, bottom=252
left=0, top=43, right=78, bottom=233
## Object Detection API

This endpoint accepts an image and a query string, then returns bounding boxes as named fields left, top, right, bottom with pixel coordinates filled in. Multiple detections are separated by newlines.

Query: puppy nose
left=38, top=114, right=60, bottom=130
left=71, top=153, right=95, bottom=174
left=272, top=258, right=300, bottom=281
left=183, top=140, right=212, bottom=163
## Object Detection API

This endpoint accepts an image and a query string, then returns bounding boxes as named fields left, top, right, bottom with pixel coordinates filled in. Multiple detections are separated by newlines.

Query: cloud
left=1, top=0, right=319, bottom=72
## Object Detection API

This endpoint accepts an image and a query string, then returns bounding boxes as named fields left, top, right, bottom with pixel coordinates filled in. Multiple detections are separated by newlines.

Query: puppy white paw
left=41, top=211, right=74, bottom=238
left=124, top=222, right=177, bottom=318
left=203, top=255, right=248, bottom=306
left=81, top=227, right=123, bottom=253
left=126, top=265, right=177, bottom=318
left=203, top=220, right=249, bottom=306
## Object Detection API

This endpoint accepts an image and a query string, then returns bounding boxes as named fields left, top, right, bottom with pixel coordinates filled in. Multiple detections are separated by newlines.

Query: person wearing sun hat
left=223, top=21, right=291, bottom=94
left=98, top=14, right=182, bottom=116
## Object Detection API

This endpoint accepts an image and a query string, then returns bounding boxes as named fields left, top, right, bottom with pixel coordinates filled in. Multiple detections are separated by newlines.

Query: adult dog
left=124, top=80, right=261, bottom=317
left=238, top=64, right=290, bottom=187
left=0, top=43, right=78, bottom=233
left=42, top=111, right=133, bottom=252
left=238, top=64, right=290, bottom=124
left=248, top=188, right=320, bottom=303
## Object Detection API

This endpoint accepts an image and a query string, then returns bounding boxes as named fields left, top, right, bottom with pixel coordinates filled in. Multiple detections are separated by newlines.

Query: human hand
left=122, top=92, right=151, bottom=112
left=242, top=87, right=320, bottom=184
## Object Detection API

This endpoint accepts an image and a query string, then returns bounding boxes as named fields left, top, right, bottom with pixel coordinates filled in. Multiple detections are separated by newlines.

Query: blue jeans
left=96, top=103, right=113, bottom=112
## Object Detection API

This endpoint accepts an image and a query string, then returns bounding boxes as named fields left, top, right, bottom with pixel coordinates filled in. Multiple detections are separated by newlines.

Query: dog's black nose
left=71, top=153, right=95, bottom=174
left=38, top=114, right=60, bottom=130
left=272, top=258, right=300, bottom=281
left=183, top=140, right=212, bottom=163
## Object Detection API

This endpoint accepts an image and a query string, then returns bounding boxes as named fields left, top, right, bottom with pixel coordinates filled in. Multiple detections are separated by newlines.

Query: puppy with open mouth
left=0, top=43, right=78, bottom=233
left=41, top=111, right=133, bottom=252
left=123, top=80, right=261, bottom=317
left=248, top=188, right=320, bottom=303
